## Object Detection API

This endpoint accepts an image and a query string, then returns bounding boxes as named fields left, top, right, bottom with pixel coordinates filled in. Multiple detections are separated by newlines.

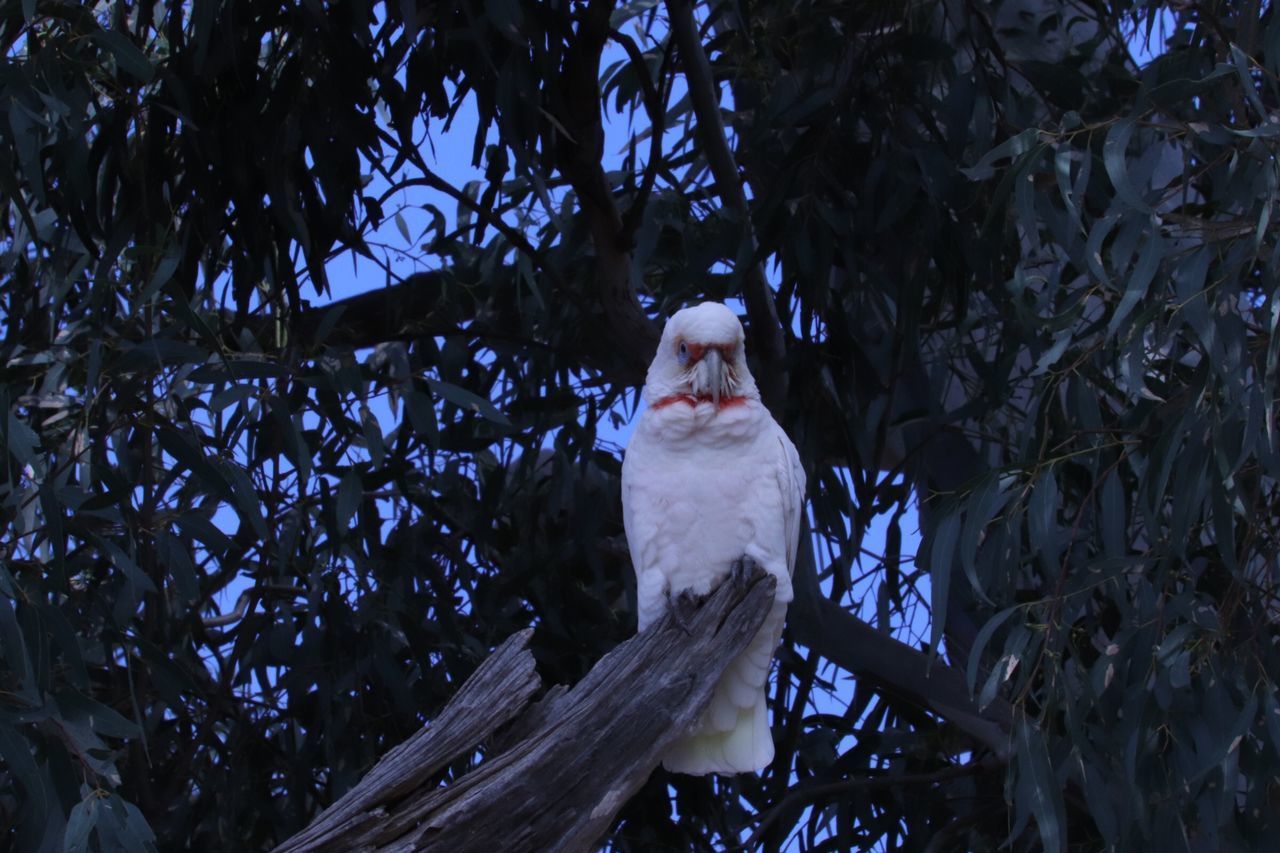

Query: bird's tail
left=662, top=594, right=787, bottom=775
left=662, top=691, right=772, bottom=775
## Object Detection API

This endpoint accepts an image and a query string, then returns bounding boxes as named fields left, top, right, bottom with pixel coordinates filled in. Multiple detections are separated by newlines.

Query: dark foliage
left=2, top=0, right=1278, bottom=850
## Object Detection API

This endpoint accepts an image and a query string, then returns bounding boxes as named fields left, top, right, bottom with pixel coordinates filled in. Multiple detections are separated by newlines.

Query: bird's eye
left=677, top=341, right=690, bottom=364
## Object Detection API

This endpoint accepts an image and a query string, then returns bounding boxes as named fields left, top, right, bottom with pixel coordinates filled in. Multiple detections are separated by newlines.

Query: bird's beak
left=692, top=347, right=726, bottom=406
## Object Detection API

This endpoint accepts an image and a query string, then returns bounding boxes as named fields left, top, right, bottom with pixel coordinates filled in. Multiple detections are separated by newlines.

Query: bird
left=621, top=301, right=805, bottom=775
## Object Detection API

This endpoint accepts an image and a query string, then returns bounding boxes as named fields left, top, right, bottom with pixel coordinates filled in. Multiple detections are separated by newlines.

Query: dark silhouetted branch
left=667, top=0, right=787, bottom=413
left=549, top=0, right=661, bottom=376
left=790, top=546, right=1013, bottom=760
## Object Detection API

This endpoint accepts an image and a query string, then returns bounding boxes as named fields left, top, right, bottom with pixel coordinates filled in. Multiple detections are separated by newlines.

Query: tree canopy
left=2, top=0, right=1279, bottom=849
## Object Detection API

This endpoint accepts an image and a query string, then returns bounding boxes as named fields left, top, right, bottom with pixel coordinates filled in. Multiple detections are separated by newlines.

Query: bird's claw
left=668, top=589, right=706, bottom=635
left=730, top=554, right=761, bottom=586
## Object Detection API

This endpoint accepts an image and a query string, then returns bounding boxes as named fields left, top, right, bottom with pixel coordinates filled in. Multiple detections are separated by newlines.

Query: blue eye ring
left=677, top=340, right=690, bottom=364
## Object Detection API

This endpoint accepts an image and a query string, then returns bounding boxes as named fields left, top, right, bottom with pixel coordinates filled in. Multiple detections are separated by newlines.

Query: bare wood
left=275, top=629, right=541, bottom=853
left=276, top=568, right=777, bottom=853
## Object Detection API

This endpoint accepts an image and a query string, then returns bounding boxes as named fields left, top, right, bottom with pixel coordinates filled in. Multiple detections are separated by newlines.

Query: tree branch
left=286, top=269, right=652, bottom=386
left=611, top=29, right=671, bottom=245
left=666, top=0, right=788, bottom=413
left=377, top=167, right=564, bottom=291
left=549, top=0, right=661, bottom=375
left=790, top=542, right=1013, bottom=760
left=740, top=755, right=1001, bottom=851
left=275, top=566, right=777, bottom=853
left=274, top=629, right=542, bottom=852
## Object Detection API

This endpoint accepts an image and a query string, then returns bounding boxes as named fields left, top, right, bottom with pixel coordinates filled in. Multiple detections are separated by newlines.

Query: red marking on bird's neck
left=651, top=394, right=749, bottom=411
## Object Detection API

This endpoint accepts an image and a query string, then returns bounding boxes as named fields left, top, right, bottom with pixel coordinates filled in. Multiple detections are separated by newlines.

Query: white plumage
left=621, top=302, right=805, bottom=775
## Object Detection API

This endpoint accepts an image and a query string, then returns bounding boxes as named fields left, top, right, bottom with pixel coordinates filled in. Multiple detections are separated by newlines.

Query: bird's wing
left=621, top=427, right=669, bottom=632
left=778, top=425, right=806, bottom=576
left=671, top=420, right=806, bottom=774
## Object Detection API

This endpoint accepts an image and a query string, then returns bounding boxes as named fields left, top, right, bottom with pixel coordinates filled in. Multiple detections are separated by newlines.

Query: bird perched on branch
left=621, top=302, right=805, bottom=775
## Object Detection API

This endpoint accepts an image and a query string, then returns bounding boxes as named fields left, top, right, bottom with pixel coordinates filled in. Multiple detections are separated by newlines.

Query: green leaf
left=188, top=360, right=291, bottom=383
left=1103, top=118, right=1151, bottom=213
left=405, top=389, right=439, bottom=448
left=427, top=378, right=511, bottom=426
left=960, top=474, right=1011, bottom=604
left=484, top=0, right=525, bottom=36
left=1228, top=45, right=1268, bottom=120
left=5, top=409, right=40, bottom=467
left=156, top=428, right=235, bottom=503
left=1107, top=226, right=1162, bottom=337
left=269, top=396, right=310, bottom=484
left=90, top=30, right=155, bottom=82
left=966, top=605, right=1020, bottom=699
left=0, top=718, right=45, bottom=819
left=114, top=339, right=209, bottom=371
left=57, top=691, right=140, bottom=740
left=336, top=470, right=363, bottom=530
left=7, top=100, right=46, bottom=205
left=1173, top=245, right=1214, bottom=354
left=1030, top=328, right=1072, bottom=376
left=138, top=246, right=183, bottom=304
left=40, top=603, right=88, bottom=689
left=1098, top=469, right=1126, bottom=557
left=1027, top=469, right=1060, bottom=572
left=63, top=794, right=99, bottom=853
left=359, top=405, right=386, bottom=468
left=155, top=529, right=200, bottom=603
left=174, top=513, right=232, bottom=555
left=960, top=128, right=1042, bottom=181
left=928, top=510, right=960, bottom=659
left=223, top=464, right=269, bottom=539
left=1015, top=716, right=1066, bottom=853
left=1052, top=144, right=1084, bottom=236
left=94, top=538, right=157, bottom=594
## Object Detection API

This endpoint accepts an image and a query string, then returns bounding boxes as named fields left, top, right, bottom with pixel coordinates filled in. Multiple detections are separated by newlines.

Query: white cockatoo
left=621, top=301, right=805, bottom=775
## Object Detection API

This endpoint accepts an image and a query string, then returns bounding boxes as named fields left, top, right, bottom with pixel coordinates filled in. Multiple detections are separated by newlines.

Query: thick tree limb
left=550, top=0, right=661, bottom=376
left=276, top=567, right=776, bottom=853
left=790, top=549, right=1013, bottom=759
left=290, top=271, right=468, bottom=349
left=667, top=0, right=787, bottom=413
left=275, top=629, right=541, bottom=852
left=288, top=269, right=653, bottom=385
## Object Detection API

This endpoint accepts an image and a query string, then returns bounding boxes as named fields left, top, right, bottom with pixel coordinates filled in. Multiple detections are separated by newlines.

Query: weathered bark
left=276, top=567, right=776, bottom=853
left=274, top=629, right=541, bottom=852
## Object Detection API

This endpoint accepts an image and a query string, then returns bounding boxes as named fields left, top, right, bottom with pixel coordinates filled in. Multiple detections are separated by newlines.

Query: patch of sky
left=1125, top=6, right=1179, bottom=68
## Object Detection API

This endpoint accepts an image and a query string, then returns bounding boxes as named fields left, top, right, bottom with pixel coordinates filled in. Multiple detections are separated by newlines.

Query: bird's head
left=643, top=302, right=760, bottom=408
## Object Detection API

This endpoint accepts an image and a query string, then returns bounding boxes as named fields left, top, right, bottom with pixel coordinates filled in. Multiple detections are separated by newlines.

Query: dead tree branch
left=276, top=567, right=776, bottom=853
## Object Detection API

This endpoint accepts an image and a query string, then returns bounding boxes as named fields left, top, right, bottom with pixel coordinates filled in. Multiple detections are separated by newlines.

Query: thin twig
left=611, top=29, right=673, bottom=244
left=738, top=756, right=1000, bottom=851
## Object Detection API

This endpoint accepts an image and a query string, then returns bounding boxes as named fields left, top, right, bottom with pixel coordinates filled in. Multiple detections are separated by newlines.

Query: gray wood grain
left=276, top=567, right=776, bottom=853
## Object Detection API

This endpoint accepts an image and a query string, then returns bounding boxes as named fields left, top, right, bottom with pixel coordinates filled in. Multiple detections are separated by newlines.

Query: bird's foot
left=668, top=588, right=707, bottom=635
left=730, top=554, right=762, bottom=586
